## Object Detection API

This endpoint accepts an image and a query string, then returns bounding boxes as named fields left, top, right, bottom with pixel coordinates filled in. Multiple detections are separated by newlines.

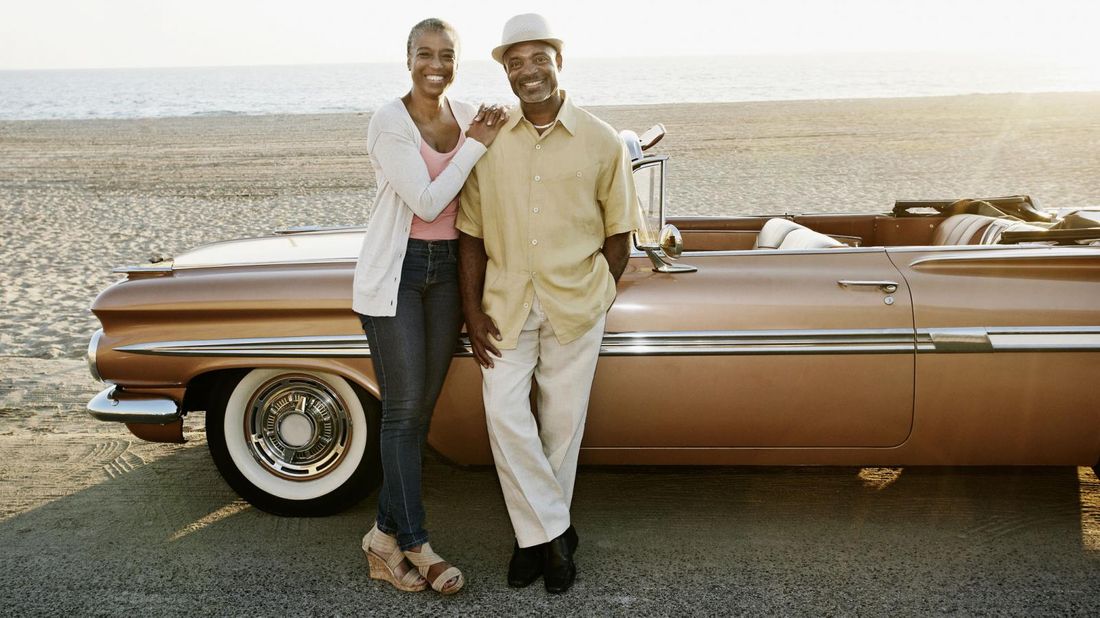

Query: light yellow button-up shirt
left=457, top=94, right=637, bottom=348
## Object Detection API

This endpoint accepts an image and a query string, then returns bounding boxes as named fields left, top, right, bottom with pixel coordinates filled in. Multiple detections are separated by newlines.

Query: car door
left=586, top=246, right=915, bottom=448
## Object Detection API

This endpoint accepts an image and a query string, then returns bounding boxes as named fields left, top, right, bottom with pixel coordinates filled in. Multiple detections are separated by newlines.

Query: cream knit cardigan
left=352, top=98, right=486, bottom=316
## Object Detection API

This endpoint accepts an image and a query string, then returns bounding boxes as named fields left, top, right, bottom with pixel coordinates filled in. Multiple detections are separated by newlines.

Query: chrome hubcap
left=279, top=413, right=313, bottom=447
left=244, top=375, right=351, bottom=480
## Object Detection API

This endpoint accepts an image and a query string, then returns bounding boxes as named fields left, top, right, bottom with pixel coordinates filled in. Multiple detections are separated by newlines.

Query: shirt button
left=535, top=144, right=541, bottom=150
left=533, top=207, right=540, bottom=213
left=531, top=239, right=538, bottom=245
left=523, top=302, right=530, bottom=309
left=576, top=171, right=582, bottom=177
left=534, top=175, right=541, bottom=182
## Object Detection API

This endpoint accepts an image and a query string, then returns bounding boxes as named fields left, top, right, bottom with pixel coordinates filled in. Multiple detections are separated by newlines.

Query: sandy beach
left=1, top=92, right=1099, bottom=360
left=1, top=93, right=1099, bottom=613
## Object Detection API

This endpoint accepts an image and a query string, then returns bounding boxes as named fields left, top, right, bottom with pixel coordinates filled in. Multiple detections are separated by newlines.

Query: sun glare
left=1077, top=467, right=1100, bottom=552
left=858, top=467, right=904, bottom=491
left=169, top=500, right=252, bottom=542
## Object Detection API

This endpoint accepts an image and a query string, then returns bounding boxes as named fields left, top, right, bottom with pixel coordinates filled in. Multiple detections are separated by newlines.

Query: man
left=456, top=13, right=637, bottom=594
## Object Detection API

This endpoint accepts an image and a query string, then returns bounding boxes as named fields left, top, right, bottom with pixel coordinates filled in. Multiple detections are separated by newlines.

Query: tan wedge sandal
left=361, top=525, right=428, bottom=592
left=404, top=542, right=465, bottom=595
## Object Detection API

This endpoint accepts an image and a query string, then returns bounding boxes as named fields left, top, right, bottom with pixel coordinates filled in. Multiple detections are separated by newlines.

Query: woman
left=352, top=18, right=505, bottom=595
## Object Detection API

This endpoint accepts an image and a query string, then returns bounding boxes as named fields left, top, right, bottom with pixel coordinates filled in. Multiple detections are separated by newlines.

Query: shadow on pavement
left=1, top=435, right=1098, bottom=615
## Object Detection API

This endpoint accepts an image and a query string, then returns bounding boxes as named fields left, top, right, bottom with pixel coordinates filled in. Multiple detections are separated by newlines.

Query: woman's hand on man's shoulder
left=466, top=104, right=508, bottom=147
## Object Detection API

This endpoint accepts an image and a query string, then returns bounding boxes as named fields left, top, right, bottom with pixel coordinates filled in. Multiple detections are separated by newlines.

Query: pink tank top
left=409, top=132, right=464, bottom=240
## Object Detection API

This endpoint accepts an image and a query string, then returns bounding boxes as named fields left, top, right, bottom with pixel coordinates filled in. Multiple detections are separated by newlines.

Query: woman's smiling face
left=407, top=29, right=457, bottom=98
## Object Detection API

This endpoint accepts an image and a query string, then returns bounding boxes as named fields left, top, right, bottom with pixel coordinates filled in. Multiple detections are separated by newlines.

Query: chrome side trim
left=924, top=328, right=992, bottom=353
left=116, top=330, right=917, bottom=358
left=87, top=328, right=103, bottom=382
left=274, top=225, right=366, bottom=235
left=603, top=327, right=1098, bottom=354
left=989, top=332, right=1100, bottom=350
left=599, top=329, right=915, bottom=356
left=681, top=247, right=885, bottom=257
left=87, top=386, right=180, bottom=424
left=915, top=326, right=1100, bottom=353
left=667, top=213, right=891, bottom=221
left=116, top=335, right=372, bottom=357
left=908, top=247, right=1100, bottom=268
left=112, top=326, right=1100, bottom=360
left=171, top=257, right=359, bottom=271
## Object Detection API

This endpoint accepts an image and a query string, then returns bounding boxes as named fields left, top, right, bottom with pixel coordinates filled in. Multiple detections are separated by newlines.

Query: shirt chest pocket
left=539, top=163, right=601, bottom=219
left=537, top=164, right=605, bottom=237
left=544, top=163, right=599, bottom=184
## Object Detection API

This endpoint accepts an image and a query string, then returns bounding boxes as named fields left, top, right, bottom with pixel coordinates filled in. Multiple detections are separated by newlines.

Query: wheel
left=206, top=368, right=381, bottom=516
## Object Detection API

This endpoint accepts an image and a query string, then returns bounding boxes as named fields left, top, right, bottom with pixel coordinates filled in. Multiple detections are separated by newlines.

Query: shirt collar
left=506, top=90, right=577, bottom=136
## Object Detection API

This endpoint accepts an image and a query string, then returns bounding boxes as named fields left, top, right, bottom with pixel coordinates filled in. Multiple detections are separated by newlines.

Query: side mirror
left=643, top=223, right=694, bottom=273
left=659, top=224, right=683, bottom=259
left=626, top=127, right=696, bottom=274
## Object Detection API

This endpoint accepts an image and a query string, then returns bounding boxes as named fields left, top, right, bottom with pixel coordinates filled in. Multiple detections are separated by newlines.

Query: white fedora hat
left=491, top=13, right=563, bottom=64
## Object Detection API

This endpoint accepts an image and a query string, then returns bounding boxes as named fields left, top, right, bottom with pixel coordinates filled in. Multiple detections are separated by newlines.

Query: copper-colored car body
left=86, top=135, right=1100, bottom=515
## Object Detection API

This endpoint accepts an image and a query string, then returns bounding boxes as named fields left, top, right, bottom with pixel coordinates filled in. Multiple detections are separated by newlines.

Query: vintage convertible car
left=86, top=126, right=1100, bottom=516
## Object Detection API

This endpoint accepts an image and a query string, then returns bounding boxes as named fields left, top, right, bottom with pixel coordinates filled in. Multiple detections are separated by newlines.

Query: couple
left=351, top=13, right=637, bottom=595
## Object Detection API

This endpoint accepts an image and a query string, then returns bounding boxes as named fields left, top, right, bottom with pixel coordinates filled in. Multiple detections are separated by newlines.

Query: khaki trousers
left=482, top=294, right=604, bottom=548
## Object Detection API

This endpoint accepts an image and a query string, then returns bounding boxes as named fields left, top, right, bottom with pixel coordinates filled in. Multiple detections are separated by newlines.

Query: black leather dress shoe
left=507, top=541, right=545, bottom=588
left=544, top=529, right=577, bottom=594
left=564, top=525, right=579, bottom=553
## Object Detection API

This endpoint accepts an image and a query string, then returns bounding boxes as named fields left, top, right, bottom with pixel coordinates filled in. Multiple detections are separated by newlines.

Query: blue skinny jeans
left=358, top=238, right=463, bottom=550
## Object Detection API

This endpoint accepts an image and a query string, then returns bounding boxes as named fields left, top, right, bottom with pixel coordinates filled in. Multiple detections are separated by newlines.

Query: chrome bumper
left=87, top=386, right=180, bottom=424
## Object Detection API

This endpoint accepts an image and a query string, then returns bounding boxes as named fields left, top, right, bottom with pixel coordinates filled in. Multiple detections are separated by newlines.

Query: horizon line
left=0, top=49, right=1070, bottom=73
left=6, top=90, right=1100, bottom=124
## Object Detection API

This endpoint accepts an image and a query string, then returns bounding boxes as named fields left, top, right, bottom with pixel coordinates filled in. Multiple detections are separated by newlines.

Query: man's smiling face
left=502, top=41, right=562, bottom=104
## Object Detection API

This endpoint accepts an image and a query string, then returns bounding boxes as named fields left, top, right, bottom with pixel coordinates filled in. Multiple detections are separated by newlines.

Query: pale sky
left=2, top=0, right=1098, bottom=70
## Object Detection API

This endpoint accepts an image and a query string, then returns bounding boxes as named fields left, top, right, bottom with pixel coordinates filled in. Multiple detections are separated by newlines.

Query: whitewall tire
left=206, top=368, right=381, bottom=516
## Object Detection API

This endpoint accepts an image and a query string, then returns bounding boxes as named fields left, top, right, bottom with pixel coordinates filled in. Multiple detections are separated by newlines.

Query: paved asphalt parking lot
left=1, top=359, right=1098, bottom=616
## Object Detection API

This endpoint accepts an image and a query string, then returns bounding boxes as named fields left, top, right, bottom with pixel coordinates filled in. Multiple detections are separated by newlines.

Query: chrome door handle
left=837, top=280, right=898, bottom=293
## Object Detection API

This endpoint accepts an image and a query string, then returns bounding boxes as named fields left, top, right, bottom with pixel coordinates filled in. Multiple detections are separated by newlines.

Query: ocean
left=1, top=53, right=1097, bottom=121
